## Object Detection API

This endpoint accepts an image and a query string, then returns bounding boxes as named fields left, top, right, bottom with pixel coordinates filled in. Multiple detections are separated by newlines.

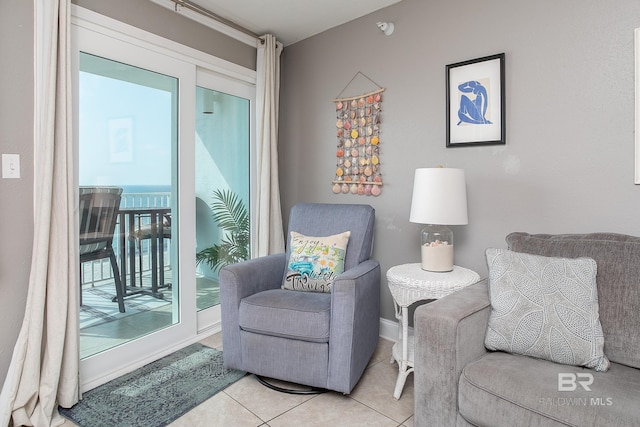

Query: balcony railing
left=120, top=192, right=171, bottom=209
left=81, top=192, right=171, bottom=288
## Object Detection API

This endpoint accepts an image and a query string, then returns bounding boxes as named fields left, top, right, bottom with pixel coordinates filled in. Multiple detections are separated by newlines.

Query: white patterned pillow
left=484, top=248, right=609, bottom=371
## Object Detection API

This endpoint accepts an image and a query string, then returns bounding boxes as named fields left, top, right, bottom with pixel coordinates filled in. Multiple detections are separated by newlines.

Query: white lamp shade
left=409, top=168, right=468, bottom=225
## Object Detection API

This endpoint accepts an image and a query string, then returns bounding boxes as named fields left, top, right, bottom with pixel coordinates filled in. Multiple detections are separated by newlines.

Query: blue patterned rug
left=60, top=344, right=245, bottom=427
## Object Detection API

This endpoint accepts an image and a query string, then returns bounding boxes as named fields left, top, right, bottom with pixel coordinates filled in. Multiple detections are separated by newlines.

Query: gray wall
left=279, top=0, right=640, bottom=323
left=0, top=0, right=255, bottom=388
left=0, top=0, right=34, bottom=391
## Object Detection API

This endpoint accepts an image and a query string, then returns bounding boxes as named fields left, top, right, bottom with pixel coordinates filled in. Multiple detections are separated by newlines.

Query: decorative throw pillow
left=484, top=248, right=609, bottom=371
left=282, top=231, right=350, bottom=293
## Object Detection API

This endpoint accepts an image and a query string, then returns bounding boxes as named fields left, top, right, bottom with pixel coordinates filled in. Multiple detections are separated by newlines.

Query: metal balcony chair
left=79, top=186, right=125, bottom=313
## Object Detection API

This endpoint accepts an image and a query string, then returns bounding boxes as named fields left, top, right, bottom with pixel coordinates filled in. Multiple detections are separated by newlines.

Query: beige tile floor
left=62, top=332, right=414, bottom=427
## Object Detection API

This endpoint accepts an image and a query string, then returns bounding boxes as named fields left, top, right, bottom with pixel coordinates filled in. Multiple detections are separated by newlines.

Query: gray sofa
left=414, top=232, right=640, bottom=427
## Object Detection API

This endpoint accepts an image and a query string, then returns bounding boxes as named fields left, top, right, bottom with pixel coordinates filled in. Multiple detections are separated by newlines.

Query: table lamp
left=409, top=167, right=468, bottom=272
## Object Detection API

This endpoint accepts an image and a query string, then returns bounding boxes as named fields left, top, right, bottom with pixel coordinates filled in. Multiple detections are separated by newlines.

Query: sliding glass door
left=73, top=10, right=255, bottom=391
left=74, top=21, right=198, bottom=391
left=78, top=52, right=180, bottom=359
left=194, top=70, right=253, bottom=329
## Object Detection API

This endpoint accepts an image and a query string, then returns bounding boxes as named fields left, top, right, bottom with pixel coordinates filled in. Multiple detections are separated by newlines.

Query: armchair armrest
left=328, top=259, right=381, bottom=393
left=220, top=253, right=286, bottom=300
left=219, top=253, right=286, bottom=369
left=413, top=279, right=490, bottom=427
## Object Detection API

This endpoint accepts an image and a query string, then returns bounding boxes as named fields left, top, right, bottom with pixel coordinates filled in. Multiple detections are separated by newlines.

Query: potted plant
left=196, top=189, right=249, bottom=272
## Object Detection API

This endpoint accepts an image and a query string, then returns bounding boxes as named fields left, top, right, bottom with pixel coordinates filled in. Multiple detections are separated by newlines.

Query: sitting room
left=1, top=0, right=640, bottom=426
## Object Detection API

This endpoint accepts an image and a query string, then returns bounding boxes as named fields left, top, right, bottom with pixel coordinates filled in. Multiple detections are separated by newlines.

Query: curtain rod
left=171, top=0, right=259, bottom=39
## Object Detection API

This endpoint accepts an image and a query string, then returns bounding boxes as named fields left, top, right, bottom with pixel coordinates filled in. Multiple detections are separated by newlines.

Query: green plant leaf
left=196, top=189, right=250, bottom=272
left=211, top=189, right=249, bottom=234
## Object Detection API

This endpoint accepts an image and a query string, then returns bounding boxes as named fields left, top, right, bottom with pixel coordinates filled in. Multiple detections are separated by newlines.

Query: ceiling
left=189, top=0, right=404, bottom=46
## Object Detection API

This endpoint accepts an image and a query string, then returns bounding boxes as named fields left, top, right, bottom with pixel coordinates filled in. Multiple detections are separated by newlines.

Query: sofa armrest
left=219, top=253, right=287, bottom=369
left=413, top=279, right=491, bottom=427
left=328, top=259, right=381, bottom=393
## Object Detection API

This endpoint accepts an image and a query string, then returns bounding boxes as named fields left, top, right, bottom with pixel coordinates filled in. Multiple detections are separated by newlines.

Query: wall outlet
left=2, top=154, right=20, bottom=179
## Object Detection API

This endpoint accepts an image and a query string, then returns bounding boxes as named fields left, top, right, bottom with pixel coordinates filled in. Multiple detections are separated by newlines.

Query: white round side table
left=387, top=263, right=479, bottom=399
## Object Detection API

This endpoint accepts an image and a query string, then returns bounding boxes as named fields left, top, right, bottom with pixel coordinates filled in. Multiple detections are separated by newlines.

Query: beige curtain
left=0, top=0, right=79, bottom=425
left=255, top=34, right=285, bottom=257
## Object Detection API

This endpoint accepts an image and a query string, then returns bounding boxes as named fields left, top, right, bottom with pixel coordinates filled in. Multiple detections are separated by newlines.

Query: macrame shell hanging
left=331, top=75, right=384, bottom=197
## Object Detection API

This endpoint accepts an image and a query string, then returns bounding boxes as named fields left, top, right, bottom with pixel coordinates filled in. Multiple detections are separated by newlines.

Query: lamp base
left=420, top=225, right=454, bottom=272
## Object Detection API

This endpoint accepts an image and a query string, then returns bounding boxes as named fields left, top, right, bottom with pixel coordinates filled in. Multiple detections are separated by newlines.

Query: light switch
left=2, top=154, right=20, bottom=179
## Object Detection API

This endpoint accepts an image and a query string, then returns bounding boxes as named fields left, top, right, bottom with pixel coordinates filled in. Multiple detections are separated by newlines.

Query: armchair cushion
left=286, top=203, right=374, bottom=271
left=239, top=289, right=331, bottom=342
left=282, top=231, right=350, bottom=292
left=485, top=248, right=609, bottom=371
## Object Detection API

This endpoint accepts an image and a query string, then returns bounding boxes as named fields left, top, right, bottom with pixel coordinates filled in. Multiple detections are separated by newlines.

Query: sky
left=78, top=65, right=174, bottom=188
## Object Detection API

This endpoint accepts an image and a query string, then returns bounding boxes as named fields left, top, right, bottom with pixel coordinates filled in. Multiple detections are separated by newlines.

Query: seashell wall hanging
left=332, top=73, right=384, bottom=196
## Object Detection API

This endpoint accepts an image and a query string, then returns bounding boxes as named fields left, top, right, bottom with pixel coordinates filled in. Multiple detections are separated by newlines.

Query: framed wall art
left=446, top=53, right=505, bottom=147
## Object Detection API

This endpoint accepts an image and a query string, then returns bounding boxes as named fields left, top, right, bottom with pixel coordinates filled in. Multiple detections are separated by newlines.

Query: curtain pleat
left=0, top=0, right=79, bottom=425
left=255, top=34, right=285, bottom=256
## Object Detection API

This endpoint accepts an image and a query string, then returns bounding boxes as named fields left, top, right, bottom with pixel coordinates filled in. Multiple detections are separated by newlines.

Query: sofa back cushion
left=506, top=232, right=640, bottom=369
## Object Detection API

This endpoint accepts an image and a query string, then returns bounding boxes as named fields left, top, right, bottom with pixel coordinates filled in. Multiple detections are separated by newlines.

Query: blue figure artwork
left=457, top=81, right=492, bottom=125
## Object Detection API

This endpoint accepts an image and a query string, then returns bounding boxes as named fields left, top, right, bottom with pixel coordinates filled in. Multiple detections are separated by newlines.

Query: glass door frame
left=195, top=68, right=255, bottom=332
left=72, top=5, right=256, bottom=392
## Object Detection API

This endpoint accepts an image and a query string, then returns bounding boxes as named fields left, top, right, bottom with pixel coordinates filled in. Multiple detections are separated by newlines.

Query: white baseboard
left=379, top=317, right=412, bottom=343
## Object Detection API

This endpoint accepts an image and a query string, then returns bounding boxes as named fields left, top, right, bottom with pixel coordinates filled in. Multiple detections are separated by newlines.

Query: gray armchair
left=220, top=203, right=380, bottom=394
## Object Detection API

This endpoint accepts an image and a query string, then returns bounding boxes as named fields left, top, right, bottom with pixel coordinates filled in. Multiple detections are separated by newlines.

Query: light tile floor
left=62, top=332, right=414, bottom=427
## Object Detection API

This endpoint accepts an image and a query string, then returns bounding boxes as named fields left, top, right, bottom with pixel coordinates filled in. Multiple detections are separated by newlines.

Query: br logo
left=558, top=373, right=594, bottom=391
